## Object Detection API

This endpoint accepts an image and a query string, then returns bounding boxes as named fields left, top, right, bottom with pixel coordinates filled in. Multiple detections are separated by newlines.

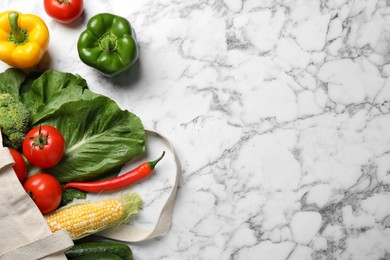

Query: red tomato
left=22, top=125, right=65, bottom=169
left=44, top=0, right=84, bottom=24
left=23, top=173, right=62, bottom=214
left=9, top=148, right=27, bottom=183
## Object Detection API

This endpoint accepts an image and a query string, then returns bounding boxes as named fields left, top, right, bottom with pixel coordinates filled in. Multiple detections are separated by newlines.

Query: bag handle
left=97, top=129, right=181, bottom=242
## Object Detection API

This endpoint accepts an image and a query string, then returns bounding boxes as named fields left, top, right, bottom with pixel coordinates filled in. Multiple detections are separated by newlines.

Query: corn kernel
left=44, top=193, right=142, bottom=240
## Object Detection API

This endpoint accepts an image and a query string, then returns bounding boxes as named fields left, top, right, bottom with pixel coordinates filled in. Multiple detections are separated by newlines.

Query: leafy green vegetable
left=0, top=93, right=30, bottom=149
left=0, top=68, right=146, bottom=183
left=60, top=188, right=87, bottom=207
left=20, top=69, right=91, bottom=124
left=41, top=96, right=145, bottom=182
left=0, top=68, right=27, bottom=98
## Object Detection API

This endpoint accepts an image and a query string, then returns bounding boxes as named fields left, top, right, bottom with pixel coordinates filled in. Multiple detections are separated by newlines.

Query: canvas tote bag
left=0, top=129, right=181, bottom=259
left=0, top=130, right=73, bottom=260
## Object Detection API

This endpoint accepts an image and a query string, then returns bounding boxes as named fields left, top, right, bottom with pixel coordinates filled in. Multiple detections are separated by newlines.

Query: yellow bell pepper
left=0, top=11, right=49, bottom=69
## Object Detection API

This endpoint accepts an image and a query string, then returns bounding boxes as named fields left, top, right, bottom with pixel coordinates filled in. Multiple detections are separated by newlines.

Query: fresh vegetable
left=70, top=253, right=122, bottom=260
left=44, top=0, right=84, bottom=24
left=45, top=192, right=142, bottom=240
left=60, top=188, right=87, bottom=207
left=20, top=69, right=90, bottom=124
left=65, top=241, right=132, bottom=260
left=0, top=68, right=145, bottom=183
left=23, top=173, right=62, bottom=214
left=9, top=148, right=27, bottom=182
left=77, top=13, right=138, bottom=77
left=0, top=11, right=49, bottom=68
left=39, top=96, right=145, bottom=183
left=22, top=125, right=65, bottom=169
left=0, top=68, right=27, bottom=97
left=64, top=152, right=165, bottom=192
left=0, top=93, right=30, bottom=149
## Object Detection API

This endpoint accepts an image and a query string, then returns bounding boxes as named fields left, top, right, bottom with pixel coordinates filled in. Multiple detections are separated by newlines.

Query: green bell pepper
left=77, top=13, right=138, bottom=77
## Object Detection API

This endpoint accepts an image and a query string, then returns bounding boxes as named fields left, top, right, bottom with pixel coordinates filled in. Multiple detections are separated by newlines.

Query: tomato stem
left=31, top=126, right=48, bottom=149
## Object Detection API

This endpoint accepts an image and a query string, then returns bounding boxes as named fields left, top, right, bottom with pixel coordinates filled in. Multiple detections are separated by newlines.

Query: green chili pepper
left=77, top=13, right=138, bottom=77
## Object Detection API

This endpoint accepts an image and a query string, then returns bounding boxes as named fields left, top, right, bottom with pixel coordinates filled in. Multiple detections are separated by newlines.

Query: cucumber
left=65, top=241, right=132, bottom=260
left=71, top=253, right=122, bottom=260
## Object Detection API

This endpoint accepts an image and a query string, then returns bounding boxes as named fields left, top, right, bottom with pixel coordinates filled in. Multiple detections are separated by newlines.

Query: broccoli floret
left=0, top=93, right=30, bottom=149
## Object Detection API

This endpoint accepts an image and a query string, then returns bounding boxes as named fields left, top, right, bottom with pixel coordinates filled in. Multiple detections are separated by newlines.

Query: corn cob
left=45, top=192, right=142, bottom=240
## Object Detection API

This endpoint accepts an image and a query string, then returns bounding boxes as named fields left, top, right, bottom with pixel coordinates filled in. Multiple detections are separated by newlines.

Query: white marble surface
left=1, top=0, right=390, bottom=259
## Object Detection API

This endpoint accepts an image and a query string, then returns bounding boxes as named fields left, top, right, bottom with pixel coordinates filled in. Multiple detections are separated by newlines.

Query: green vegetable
left=0, top=68, right=145, bottom=183
left=0, top=93, right=30, bottom=149
left=20, top=69, right=90, bottom=124
left=70, top=253, right=122, bottom=260
left=0, top=68, right=28, bottom=97
left=60, top=188, right=87, bottom=207
left=65, top=241, right=133, bottom=260
left=40, top=95, right=145, bottom=183
left=77, top=13, right=138, bottom=77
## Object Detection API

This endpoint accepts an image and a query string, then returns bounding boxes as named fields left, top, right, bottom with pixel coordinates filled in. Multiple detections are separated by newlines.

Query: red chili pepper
left=63, top=151, right=165, bottom=192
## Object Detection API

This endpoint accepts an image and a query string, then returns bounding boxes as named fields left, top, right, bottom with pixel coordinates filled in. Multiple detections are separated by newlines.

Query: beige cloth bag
left=0, top=131, right=73, bottom=260
left=0, top=129, right=180, bottom=259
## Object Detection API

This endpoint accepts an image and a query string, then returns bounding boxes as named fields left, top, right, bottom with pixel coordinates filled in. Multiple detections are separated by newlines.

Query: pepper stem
left=98, top=33, right=118, bottom=52
left=8, top=12, right=28, bottom=45
left=148, top=151, right=166, bottom=170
